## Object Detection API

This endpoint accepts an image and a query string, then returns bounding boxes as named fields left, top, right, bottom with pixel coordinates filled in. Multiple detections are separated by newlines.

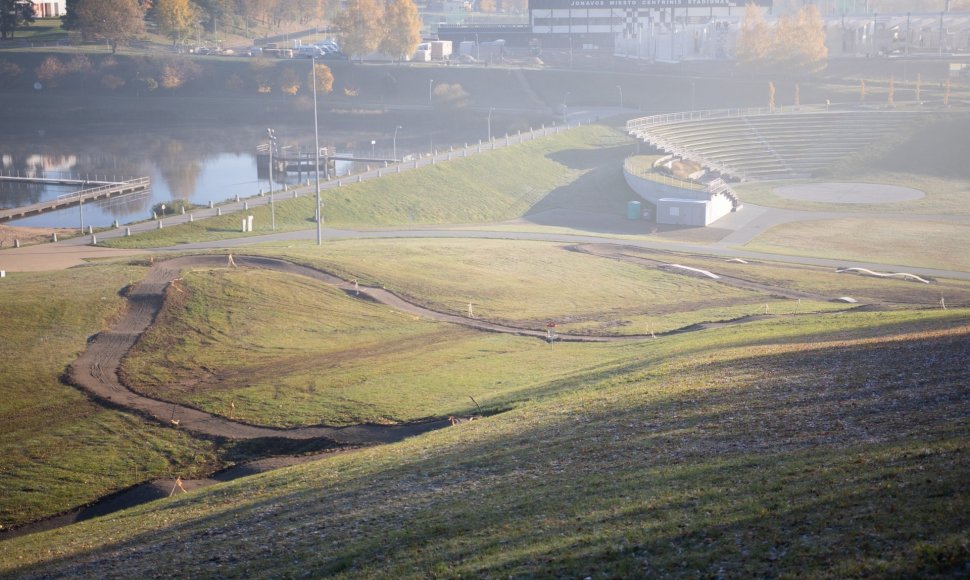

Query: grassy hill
left=2, top=304, right=967, bottom=577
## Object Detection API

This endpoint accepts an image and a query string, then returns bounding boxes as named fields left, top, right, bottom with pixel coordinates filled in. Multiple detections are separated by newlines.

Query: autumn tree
left=0, top=0, right=36, bottom=39
left=772, top=4, right=827, bottom=73
left=736, top=3, right=771, bottom=67
left=736, top=3, right=827, bottom=73
left=154, top=0, right=203, bottom=48
left=333, top=0, right=383, bottom=60
left=380, top=0, right=421, bottom=62
left=307, top=61, right=334, bottom=95
left=75, top=0, right=147, bottom=53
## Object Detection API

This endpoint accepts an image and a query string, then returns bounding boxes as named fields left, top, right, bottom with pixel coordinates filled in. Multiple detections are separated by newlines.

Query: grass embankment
left=99, top=124, right=635, bottom=249
left=121, top=238, right=970, bottom=429
left=280, top=239, right=854, bottom=333
left=0, top=264, right=220, bottom=529
left=743, top=218, right=970, bottom=272
left=121, top=265, right=631, bottom=428
left=3, top=308, right=967, bottom=577
left=617, top=245, right=970, bottom=307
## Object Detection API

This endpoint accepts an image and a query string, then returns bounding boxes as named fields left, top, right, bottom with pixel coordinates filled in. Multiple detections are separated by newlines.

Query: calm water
left=1, top=123, right=436, bottom=228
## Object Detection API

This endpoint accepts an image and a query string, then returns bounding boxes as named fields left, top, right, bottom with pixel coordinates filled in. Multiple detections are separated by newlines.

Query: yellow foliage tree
left=737, top=3, right=827, bottom=73
left=736, top=3, right=771, bottom=67
left=306, top=62, right=334, bottom=95
left=333, top=0, right=383, bottom=60
left=154, top=0, right=202, bottom=48
left=380, top=0, right=422, bottom=62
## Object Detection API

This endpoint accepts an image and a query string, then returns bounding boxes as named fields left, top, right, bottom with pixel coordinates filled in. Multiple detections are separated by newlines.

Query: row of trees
left=55, top=0, right=423, bottom=61
left=736, top=4, right=828, bottom=73
left=2, top=52, right=334, bottom=96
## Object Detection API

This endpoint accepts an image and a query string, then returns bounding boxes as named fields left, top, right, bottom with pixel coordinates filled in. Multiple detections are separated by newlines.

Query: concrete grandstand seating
left=627, top=107, right=927, bottom=181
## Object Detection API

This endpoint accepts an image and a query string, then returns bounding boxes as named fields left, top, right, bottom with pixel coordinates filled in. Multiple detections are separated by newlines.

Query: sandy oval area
left=774, top=182, right=925, bottom=204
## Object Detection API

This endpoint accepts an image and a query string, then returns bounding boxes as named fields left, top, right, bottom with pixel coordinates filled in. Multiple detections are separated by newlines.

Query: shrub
left=152, top=199, right=194, bottom=217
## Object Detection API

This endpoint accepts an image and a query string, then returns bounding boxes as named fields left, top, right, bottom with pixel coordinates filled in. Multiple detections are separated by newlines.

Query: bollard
left=236, top=195, right=240, bottom=202
left=52, top=233, right=57, bottom=242
left=126, top=227, right=131, bottom=236
left=247, top=215, right=254, bottom=231
left=294, top=191, right=298, bottom=198
left=88, top=225, right=93, bottom=235
left=358, top=176, right=362, bottom=183
left=189, top=214, right=193, bottom=222
left=0, top=271, right=4, bottom=278
left=181, top=207, right=185, bottom=215
left=14, top=240, right=20, bottom=248
left=244, top=201, right=249, bottom=210
left=91, top=234, right=97, bottom=245
left=378, top=170, right=382, bottom=177
left=158, top=220, right=163, bottom=229
left=113, top=220, right=119, bottom=228
left=153, top=212, right=157, bottom=220
left=397, top=166, right=401, bottom=173
left=242, top=218, right=247, bottom=233
left=217, top=208, right=222, bottom=216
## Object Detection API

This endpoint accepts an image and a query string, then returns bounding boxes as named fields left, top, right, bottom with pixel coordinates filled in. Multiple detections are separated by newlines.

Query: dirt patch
left=0, top=224, right=73, bottom=247
left=774, top=182, right=925, bottom=204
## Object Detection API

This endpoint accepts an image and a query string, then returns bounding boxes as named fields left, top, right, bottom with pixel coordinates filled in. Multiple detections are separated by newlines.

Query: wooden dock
left=0, top=177, right=151, bottom=223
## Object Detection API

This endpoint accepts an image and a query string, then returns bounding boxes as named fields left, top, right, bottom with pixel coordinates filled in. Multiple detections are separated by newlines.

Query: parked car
left=296, top=45, right=327, bottom=58
left=320, top=50, right=349, bottom=60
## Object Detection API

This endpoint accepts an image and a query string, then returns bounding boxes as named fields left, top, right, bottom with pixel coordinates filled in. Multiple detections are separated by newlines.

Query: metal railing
left=57, top=177, right=151, bottom=203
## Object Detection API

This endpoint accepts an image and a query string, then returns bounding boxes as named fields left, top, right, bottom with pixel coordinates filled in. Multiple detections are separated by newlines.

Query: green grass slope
left=0, top=264, right=221, bottom=529
left=2, top=309, right=967, bottom=577
left=100, top=124, right=634, bottom=249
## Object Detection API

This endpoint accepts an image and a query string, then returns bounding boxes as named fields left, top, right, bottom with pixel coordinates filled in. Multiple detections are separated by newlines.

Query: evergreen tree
left=0, top=0, right=36, bottom=39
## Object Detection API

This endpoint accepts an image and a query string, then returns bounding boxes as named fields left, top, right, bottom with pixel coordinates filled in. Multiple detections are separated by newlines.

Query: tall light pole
left=370, top=139, right=376, bottom=158
left=267, top=127, right=277, bottom=231
left=616, top=85, right=623, bottom=109
left=312, top=58, right=322, bottom=245
left=429, top=79, right=434, bottom=106
left=562, top=91, right=570, bottom=122
left=487, top=107, right=494, bottom=142
left=393, top=125, right=402, bottom=161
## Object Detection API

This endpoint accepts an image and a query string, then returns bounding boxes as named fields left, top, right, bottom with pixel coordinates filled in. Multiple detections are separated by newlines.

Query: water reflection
left=0, top=125, right=376, bottom=228
left=0, top=117, right=480, bottom=227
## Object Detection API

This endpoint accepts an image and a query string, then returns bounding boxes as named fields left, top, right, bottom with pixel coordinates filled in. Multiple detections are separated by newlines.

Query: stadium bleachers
left=627, top=107, right=927, bottom=181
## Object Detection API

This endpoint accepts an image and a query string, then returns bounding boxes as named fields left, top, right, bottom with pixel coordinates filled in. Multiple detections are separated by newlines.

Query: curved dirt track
left=68, top=248, right=869, bottom=444
left=66, top=254, right=636, bottom=446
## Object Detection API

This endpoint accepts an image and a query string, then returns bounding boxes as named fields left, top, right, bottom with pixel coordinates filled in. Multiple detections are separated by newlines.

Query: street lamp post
left=371, top=139, right=376, bottom=158
left=312, top=58, right=322, bottom=245
left=487, top=107, right=494, bottom=142
left=616, top=85, right=623, bottom=109
left=393, top=125, right=402, bottom=161
left=429, top=79, right=434, bottom=106
left=267, top=127, right=276, bottom=231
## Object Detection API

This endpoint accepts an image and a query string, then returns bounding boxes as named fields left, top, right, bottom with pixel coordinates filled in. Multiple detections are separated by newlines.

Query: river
left=1, top=121, right=468, bottom=228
